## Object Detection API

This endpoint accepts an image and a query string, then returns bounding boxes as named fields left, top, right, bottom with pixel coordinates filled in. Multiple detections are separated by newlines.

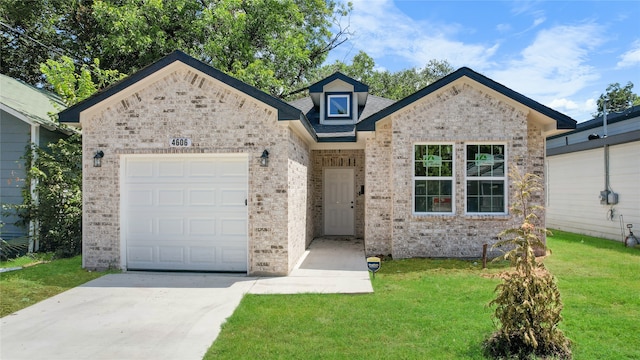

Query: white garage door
left=122, top=155, right=248, bottom=272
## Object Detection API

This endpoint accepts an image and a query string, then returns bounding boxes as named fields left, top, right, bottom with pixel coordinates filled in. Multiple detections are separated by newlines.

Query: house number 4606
left=170, top=138, right=192, bottom=147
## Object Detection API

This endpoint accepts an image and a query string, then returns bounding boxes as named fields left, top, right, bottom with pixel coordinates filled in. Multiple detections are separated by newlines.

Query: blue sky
left=326, top=0, right=640, bottom=122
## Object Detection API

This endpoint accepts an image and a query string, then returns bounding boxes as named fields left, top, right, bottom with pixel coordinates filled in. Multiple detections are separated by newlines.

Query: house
left=1, top=74, right=71, bottom=243
left=546, top=105, right=640, bottom=242
left=58, top=51, right=576, bottom=275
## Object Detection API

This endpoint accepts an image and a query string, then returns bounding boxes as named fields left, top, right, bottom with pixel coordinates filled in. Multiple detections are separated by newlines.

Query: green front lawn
left=206, top=230, right=640, bottom=359
left=0, top=232, right=637, bottom=358
left=0, top=256, right=108, bottom=317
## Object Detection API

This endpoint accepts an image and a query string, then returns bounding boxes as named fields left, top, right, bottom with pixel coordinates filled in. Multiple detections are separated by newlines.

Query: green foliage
left=485, top=166, right=572, bottom=359
left=9, top=53, right=124, bottom=258
left=2, top=0, right=351, bottom=97
left=301, top=51, right=454, bottom=100
left=40, top=56, right=125, bottom=108
left=0, top=0, right=93, bottom=85
left=15, top=135, right=83, bottom=258
left=594, top=81, right=640, bottom=117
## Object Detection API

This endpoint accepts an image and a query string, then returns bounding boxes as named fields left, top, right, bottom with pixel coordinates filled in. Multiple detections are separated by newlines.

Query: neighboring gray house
left=546, top=105, right=640, bottom=242
left=0, top=74, right=71, bottom=241
left=58, top=51, right=575, bottom=275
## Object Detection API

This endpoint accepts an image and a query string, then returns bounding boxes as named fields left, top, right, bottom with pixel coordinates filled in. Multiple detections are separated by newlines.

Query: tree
left=9, top=57, right=124, bottom=258
left=17, top=134, right=83, bottom=257
left=40, top=56, right=126, bottom=108
left=594, top=81, right=640, bottom=117
left=1, top=0, right=352, bottom=97
left=298, top=51, right=454, bottom=100
left=0, top=0, right=97, bottom=85
left=484, top=166, right=572, bottom=359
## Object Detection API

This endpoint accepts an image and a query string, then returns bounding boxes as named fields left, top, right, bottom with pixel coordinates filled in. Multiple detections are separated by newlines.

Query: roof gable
left=58, top=50, right=304, bottom=124
left=356, top=67, right=576, bottom=132
left=308, top=72, right=369, bottom=94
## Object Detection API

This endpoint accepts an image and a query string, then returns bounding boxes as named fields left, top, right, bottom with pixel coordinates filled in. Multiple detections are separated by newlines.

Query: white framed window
left=465, top=143, right=507, bottom=214
left=414, top=143, right=454, bottom=214
left=326, top=93, right=351, bottom=118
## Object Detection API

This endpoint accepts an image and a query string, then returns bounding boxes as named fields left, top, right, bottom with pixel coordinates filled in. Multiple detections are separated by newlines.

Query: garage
left=121, top=154, right=248, bottom=272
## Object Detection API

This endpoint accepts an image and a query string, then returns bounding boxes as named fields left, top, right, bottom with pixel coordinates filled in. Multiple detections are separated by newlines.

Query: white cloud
left=327, top=0, right=630, bottom=122
left=616, top=40, right=640, bottom=68
left=549, top=98, right=579, bottom=110
left=489, top=23, right=605, bottom=100
left=334, top=0, right=500, bottom=69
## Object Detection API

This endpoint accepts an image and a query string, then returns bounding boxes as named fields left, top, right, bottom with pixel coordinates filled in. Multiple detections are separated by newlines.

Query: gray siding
left=546, top=141, right=640, bottom=241
left=39, top=127, right=66, bottom=148
left=1, top=111, right=30, bottom=239
left=547, top=115, right=640, bottom=150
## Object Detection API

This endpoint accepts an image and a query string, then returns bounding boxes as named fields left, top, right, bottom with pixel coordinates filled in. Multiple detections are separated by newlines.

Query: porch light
left=93, top=150, right=104, bottom=167
left=260, top=150, right=269, bottom=167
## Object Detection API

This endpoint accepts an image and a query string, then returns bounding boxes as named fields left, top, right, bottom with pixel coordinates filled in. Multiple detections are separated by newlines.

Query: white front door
left=324, top=168, right=355, bottom=235
left=121, top=154, right=248, bottom=272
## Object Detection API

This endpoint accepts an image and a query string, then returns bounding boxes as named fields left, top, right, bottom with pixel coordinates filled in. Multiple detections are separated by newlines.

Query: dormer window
left=326, top=93, right=352, bottom=119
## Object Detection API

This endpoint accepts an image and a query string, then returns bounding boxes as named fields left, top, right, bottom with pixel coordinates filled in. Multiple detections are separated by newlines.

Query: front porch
left=249, top=237, right=373, bottom=294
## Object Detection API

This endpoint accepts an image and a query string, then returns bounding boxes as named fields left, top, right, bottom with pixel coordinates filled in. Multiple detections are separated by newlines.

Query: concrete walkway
left=249, top=237, right=373, bottom=294
left=0, top=238, right=372, bottom=360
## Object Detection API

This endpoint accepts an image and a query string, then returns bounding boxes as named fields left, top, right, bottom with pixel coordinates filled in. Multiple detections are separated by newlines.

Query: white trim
left=28, top=124, right=40, bottom=252
left=464, top=142, right=508, bottom=215
left=412, top=142, right=456, bottom=215
left=0, top=103, right=60, bottom=131
left=327, top=94, right=351, bottom=118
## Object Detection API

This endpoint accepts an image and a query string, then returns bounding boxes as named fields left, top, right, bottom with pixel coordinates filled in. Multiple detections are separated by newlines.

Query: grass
left=206, top=231, right=640, bottom=359
left=0, top=253, right=55, bottom=268
left=0, top=255, right=109, bottom=317
left=543, top=230, right=640, bottom=359
left=0, top=232, right=636, bottom=358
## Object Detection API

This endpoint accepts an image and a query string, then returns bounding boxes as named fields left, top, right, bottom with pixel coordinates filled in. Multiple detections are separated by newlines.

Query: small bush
left=484, top=166, right=572, bottom=359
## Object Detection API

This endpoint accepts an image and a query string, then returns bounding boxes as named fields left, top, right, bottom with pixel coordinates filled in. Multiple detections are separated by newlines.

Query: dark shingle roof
left=308, top=72, right=368, bottom=93
left=58, top=50, right=305, bottom=124
left=357, top=67, right=577, bottom=132
left=287, top=93, right=395, bottom=142
left=548, top=105, right=640, bottom=140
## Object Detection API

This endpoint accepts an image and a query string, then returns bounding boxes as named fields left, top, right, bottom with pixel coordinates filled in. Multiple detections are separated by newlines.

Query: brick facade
left=82, top=67, right=301, bottom=275
left=69, top=54, right=565, bottom=276
left=364, top=83, right=545, bottom=259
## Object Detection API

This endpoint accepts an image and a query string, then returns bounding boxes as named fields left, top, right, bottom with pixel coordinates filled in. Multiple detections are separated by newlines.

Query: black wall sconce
left=93, top=150, right=104, bottom=167
left=260, top=150, right=269, bottom=167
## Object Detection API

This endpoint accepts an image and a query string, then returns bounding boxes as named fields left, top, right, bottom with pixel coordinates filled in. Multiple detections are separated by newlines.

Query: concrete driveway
left=0, top=238, right=372, bottom=360
left=1, top=273, right=257, bottom=360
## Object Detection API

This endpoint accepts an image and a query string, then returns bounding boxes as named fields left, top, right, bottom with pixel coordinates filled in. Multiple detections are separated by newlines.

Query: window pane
left=415, top=196, right=427, bottom=213
left=414, top=144, right=454, bottom=213
left=328, top=95, right=349, bottom=116
left=466, top=180, right=505, bottom=213
left=416, top=144, right=453, bottom=177
left=466, top=144, right=505, bottom=177
left=415, top=180, right=452, bottom=212
left=415, top=161, right=426, bottom=176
